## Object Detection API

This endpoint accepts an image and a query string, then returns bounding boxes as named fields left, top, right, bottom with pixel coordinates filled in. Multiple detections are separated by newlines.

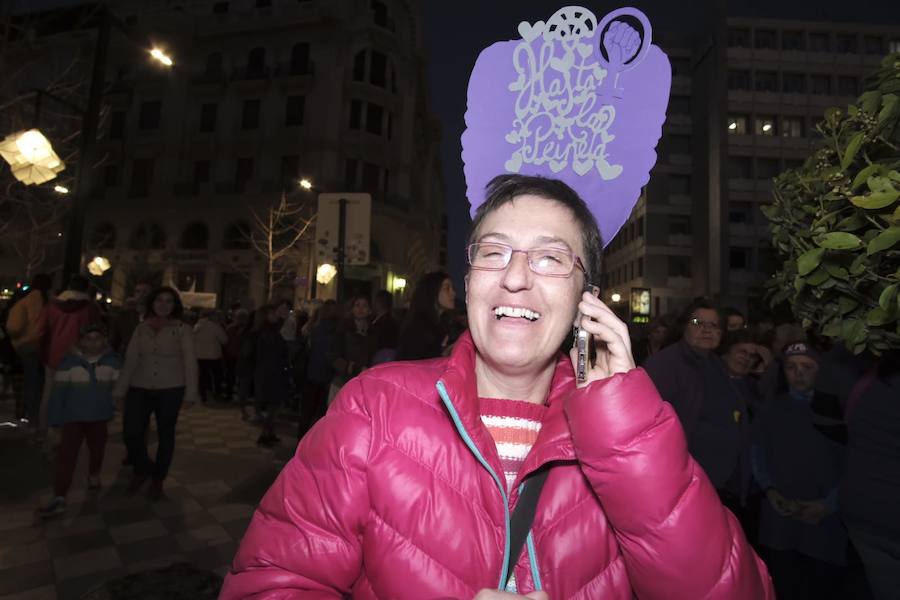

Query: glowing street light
left=610, top=292, right=622, bottom=303
left=0, top=129, right=65, bottom=185
left=299, top=178, right=313, bottom=190
left=149, top=48, right=174, bottom=67
left=728, top=121, right=737, bottom=131
left=54, top=185, right=69, bottom=194
left=316, top=263, right=337, bottom=285
left=762, top=122, right=772, bottom=132
left=87, top=256, right=111, bottom=276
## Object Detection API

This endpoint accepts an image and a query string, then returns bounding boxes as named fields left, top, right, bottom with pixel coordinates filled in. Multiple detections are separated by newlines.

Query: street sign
left=315, top=193, right=371, bottom=266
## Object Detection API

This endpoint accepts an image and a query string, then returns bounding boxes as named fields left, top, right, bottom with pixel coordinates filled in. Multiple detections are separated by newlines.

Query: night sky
left=421, top=0, right=900, bottom=289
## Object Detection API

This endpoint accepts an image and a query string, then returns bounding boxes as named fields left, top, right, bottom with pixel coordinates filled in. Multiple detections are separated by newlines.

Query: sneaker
left=36, top=496, right=66, bottom=519
left=87, top=475, right=101, bottom=491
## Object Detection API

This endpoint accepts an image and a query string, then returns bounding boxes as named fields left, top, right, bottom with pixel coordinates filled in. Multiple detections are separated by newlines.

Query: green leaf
left=861, top=90, right=882, bottom=114
left=878, top=94, right=899, bottom=126
left=842, top=319, right=867, bottom=345
left=851, top=190, right=899, bottom=209
left=823, top=262, right=850, bottom=280
left=822, top=319, right=842, bottom=337
left=794, top=276, right=806, bottom=292
left=838, top=296, right=859, bottom=314
left=867, top=226, right=900, bottom=254
left=867, top=176, right=895, bottom=193
left=817, top=232, right=863, bottom=250
left=889, top=170, right=900, bottom=183
left=850, top=254, right=868, bottom=275
left=797, top=248, right=825, bottom=275
left=866, top=307, right=894, bottom=327
left=880, top=284, right=899, bottom=311
left=852, top=164, right=882, bottom=191
left=806, top=268, right=830, bottom=286
left=841, top=133, right=865, bottom=171
left=837, top=213, right=867, bottom=231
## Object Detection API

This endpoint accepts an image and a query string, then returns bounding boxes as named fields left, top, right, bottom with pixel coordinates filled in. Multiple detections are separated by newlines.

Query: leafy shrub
left=764, top=54, right=900, bottom=355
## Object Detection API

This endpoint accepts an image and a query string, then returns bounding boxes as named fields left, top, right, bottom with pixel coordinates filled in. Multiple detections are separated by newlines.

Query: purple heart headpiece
left=461, top=6, right=671, bottom=247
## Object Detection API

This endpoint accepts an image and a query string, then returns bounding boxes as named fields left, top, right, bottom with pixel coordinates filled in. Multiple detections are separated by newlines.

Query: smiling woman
left=221, top=174, right=774, bottom=600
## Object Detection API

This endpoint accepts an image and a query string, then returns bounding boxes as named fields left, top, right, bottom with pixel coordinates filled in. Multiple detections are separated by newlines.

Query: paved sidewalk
left=0, top=401, right=295, bottom=600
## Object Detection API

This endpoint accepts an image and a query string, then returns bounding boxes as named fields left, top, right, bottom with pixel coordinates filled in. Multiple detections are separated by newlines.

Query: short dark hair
left=677, top=297, right=721, bottom=339
left=469, top=175, right=604, bottom=284
left=723, top=306, right=745, bottom=321
left=717, top=329, right=754, bottom=356
left=68, top=273, right=90, bottom=292
left=145, top=286, right=184, bottom=319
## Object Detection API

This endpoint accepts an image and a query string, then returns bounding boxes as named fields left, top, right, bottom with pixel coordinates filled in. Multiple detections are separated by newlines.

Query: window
left=668, top=95, right=690, bottom=116
left=369, top=51, right=387, bottom=87
left=89, top=223, right=116, bottom=249
left=810, top=74, right=831, bottom=95
left=386, top=113, right=393, bottom=139
left=727, top=28, right=750, bottom=48
left=236, top=158, right=254, bottom=191
left=667, top=256, right=691, bottom=278
left=223, top=221, right=251, bottom=249
left=636, top=216, right=644, bottom=237
left=345, top=158, right=359, bottom=186
left=247, top=47, right=266, bottom=78
left=729, top=202, right=752, bottom=224
left=365, top=103, right=384, bottom=135
left=129, top=223, right=166, bottom=250
left=353, top=51, right=366, bottom=81
left=349, top=100, right=362, bottom=129
left=755, top=115, right=776, bottom=136
left=290, top=43, right=310, bottom=75
left=285, top=95, right=304, bottom=126
left=179, top=223, right=209, bottom=250
left=727, top=69, right=751, bottom=91
left=756, top=157, right=781, bottom=179
left=205, top=52, right=223, bottom=78
left=782, top=116, right=804, bottom=138
left=371, top=0, right=389, bottom=28
left=838, top=76, right=859, bottom=96
left=129, top=159, right=154, bottom=197
left=256, top=0, right=271, bottom=7
left=193, top=160, right=211, bottom=184
left=241, top=99, right=260, bottom=130
left=199, top=102, right=217, bottom=132
left=138, top=100, right=161, bottom=130
left=282, top=155, right=300, bottom=183
left=864, top=35, right=883, bottom=55
left=729, top=247, right=750, bottom=270
left=891, top=39, right=900, bottom=54
left=383, top=168, right=390, bottom=193
left=782, top=72, right=806, bottom=93
left=782, top=31, right=804, bottom=51
left=668, top=215, right=691, bottom=235
left=809, top=32, right=830, bottom=52
left=670, top=174, right=691, bottom=194
left=103, top=164, right=119, bottom=187
left=667, top=134, right=691, bottom=155
left=109, top=110, right=125, bottom=139
left=754, top=29, right=776, bottom=49
left=836, top=34, right=857, bottom=54
left=212, top=1, right=229, bottom=14
left=784, top=158, right=805, bottom=170
left=362, top=162, right=380, bottom=191
left=728, top=156, right=752, bottom=179
left=754, top=71, right=777, bottom=92
left=637, top=257, right=644, bottom=277
left=728, top=115, right=748, bottom=134
left=670, top=57, right=690, bottom=77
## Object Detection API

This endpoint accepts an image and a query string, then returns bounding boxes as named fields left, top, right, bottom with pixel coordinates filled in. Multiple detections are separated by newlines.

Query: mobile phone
left=575, top=284, right=601, bottom=383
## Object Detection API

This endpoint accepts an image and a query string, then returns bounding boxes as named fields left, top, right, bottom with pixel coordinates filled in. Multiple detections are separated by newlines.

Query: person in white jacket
left=194, top=311, right=227, bottom=404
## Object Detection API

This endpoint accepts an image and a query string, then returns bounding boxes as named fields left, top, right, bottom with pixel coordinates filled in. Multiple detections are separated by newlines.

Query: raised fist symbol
left=603, top=20, right=641, bottom=67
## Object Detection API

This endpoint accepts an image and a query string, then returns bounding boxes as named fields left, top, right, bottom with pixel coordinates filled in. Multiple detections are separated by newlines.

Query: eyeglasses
left=467, top=242, right=586, bottom=278
left=688, top=318, right=720, bottom=330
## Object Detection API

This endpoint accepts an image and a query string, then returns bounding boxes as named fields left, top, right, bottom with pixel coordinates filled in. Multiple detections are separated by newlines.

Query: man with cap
left=752, top=341, right=847, bottom=599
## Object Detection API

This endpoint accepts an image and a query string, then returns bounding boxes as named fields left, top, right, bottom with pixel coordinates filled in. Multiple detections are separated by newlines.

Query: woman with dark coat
left=396, top=271, right=456, bottom=360
left=254, top=305, right=291, bottom=447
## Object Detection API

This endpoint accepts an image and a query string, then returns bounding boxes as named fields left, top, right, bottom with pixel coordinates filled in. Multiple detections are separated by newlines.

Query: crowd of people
left=634, top=300, right=899, bottom=600
left=1, top=248, right=896, bottom=598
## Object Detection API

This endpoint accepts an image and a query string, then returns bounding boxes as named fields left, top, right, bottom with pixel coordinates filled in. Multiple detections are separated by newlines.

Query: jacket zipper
left=436, top=381, right=511, bottom=590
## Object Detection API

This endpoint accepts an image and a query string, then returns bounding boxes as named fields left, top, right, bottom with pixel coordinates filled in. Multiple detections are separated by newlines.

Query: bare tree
left=249, top=192, right=316, bottom=301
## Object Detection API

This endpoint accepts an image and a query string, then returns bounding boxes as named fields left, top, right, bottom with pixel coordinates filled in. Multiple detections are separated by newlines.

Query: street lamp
left=0, top=129, right=66, bottom=185
left=316, top=263, right=337, bottom=285
left=54, top=185, right=69, bottom=194
left=87, top=255, right=111, bottom=276
left=611, top=292, right=622, bottom=303
left=299, top=178, right=313, bottom=190
left=149, top=48, right=174, bottom=67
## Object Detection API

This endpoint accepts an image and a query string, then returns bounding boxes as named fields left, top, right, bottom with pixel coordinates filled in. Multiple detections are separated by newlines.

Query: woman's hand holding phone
left=570, top=291, right=635, bottom=386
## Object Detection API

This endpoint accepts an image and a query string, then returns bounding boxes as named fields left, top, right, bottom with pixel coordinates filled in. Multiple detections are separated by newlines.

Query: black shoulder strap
left=505, top=466, right=550, bottom=587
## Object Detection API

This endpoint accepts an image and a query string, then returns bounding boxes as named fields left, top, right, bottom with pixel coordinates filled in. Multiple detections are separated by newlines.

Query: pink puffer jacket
left=222, top=332, right=773, bottom=599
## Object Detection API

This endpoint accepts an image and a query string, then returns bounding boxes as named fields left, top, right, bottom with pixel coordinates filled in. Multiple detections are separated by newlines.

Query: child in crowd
left=37, top=323, right=121, bottom=518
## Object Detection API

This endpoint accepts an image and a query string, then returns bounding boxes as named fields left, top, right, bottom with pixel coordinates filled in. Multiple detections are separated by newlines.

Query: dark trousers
left=764, top=548, right=846, bottom=600
left=54, top=421, right=107, bottom=497
left=197, top=359, right=223, bottom=402
left=223, top=357, right=237, bottom=401
left=19, top=350, right=44, bottom=426
left=298, top=380, right=329, bottom=438
left=123, top=387, right=184, bottom=481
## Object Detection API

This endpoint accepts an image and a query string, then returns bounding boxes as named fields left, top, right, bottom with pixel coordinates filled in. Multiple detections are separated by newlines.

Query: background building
left=602, top=15, right=900, bottom=323
left=1, top=0, right=445, bottom=308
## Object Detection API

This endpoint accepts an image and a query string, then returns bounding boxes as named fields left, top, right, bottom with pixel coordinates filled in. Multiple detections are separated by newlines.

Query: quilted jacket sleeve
left=220, top=377, right=372, bottom=599
left=565, top=368, right=774, bottom=600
